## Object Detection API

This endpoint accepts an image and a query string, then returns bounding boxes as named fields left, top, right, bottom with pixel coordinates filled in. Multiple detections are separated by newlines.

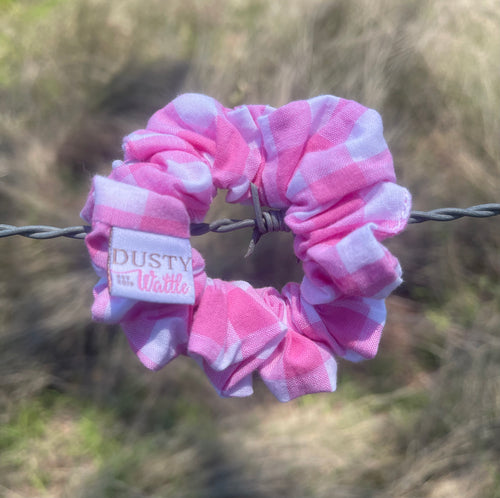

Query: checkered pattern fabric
left=81, top=93, right=411, bottom=402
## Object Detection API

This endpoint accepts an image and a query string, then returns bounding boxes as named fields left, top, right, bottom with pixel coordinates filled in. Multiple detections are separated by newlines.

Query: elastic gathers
left=81, top=93, right=411, bottom=402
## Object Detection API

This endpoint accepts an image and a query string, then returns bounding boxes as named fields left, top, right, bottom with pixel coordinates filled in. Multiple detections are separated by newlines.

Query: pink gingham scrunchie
left=81, top=93, right=411, bottom=402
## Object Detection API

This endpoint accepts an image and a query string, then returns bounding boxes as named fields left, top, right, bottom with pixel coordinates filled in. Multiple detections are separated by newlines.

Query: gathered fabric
left=81, top=93, right=411, bottom=402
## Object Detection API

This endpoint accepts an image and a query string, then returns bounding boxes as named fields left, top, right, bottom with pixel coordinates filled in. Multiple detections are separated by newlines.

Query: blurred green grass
left=1, top=0, right=500, bottom=497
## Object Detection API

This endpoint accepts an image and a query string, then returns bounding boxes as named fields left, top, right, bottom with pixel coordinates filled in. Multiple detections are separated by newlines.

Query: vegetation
left=1, top=0, right=499, bottom=496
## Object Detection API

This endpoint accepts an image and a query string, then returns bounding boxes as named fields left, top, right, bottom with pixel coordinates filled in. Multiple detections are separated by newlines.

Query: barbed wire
left=1, top=203, right=500, bottom=241
left=408, top=204, right=500, bottom=224
left=0, top=217, right=280, bottom=240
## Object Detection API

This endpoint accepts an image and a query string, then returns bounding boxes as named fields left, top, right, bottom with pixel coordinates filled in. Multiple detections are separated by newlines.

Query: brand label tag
left=108, top=227, right=195, bottom=304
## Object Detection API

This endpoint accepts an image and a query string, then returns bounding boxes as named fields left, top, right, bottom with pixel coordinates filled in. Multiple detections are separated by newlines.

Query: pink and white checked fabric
left=81, top=93, right=411, bottom=402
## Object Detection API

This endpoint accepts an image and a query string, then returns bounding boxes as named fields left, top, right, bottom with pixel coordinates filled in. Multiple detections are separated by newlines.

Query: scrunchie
left=81, top=93, right=411, bottom=402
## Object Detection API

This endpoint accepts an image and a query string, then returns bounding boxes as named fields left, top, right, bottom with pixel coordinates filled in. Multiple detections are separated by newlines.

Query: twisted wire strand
left=408, top=204, right=500, bottom=224
left=1, top=203, right=500, bottom=241
left=0, top=224, right=91, bottom=239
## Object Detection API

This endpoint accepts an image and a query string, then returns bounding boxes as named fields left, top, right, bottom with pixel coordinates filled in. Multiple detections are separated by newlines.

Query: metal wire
left=0, top=224, right=90, bottom=239
left=1, top=203, right=500, bottom=241
left=408, top=204, right=500, bottom=224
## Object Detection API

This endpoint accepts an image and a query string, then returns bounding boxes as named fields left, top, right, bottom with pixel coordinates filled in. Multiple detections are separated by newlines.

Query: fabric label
left=108, top=227, right=195, bottom=305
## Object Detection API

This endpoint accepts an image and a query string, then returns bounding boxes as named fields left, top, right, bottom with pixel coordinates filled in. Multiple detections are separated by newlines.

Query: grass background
left=1, top=0, right=499, bottom=496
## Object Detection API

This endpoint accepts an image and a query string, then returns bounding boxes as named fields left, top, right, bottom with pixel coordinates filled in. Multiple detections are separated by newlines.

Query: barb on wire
left=1, top=203, right=500, bottom=243
left=244, top=183, right=290, bottom=257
